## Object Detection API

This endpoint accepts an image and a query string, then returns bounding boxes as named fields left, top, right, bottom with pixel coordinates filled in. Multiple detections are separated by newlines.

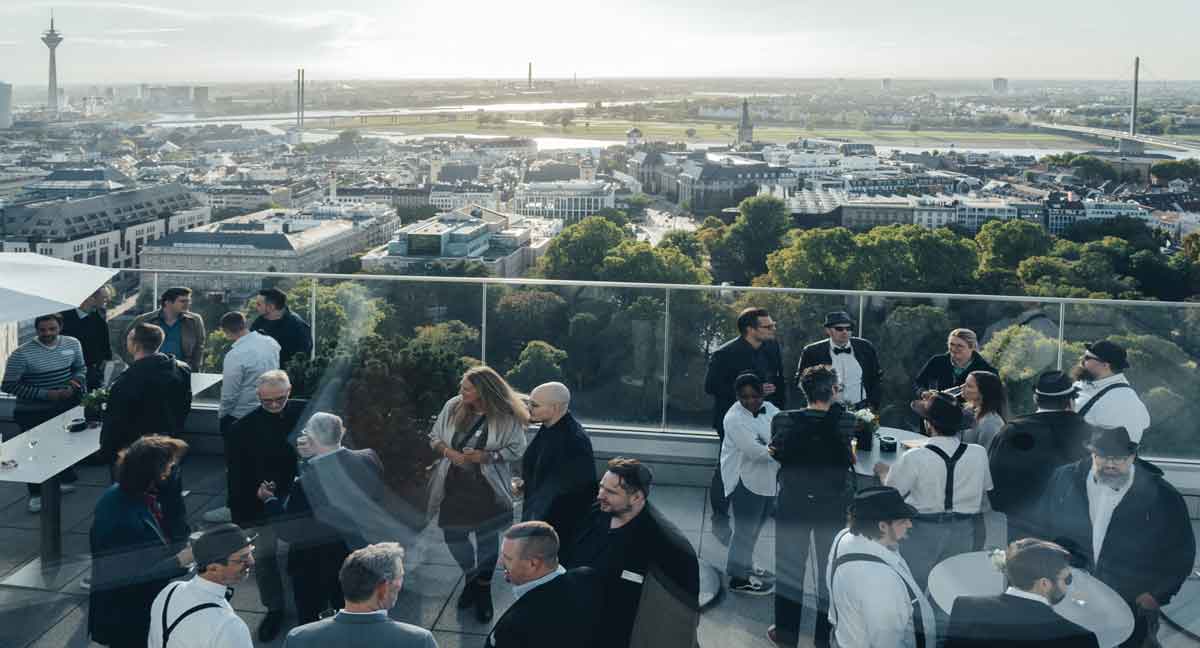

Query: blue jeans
left=727, top=480, right=774, bottom=581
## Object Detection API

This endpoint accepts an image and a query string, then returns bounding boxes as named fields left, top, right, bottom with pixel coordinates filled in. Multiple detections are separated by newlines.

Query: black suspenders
left=830, top=541, right=926, bottom=648
left=924, top=443, right=968, bottom=512
left=1076, top=383, right=1134, bottom=418
left=160, top=583, right=221, bottom=647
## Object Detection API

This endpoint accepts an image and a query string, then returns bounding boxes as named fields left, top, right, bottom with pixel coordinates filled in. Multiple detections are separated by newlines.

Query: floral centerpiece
left=81, top=388, right=109, bottom=423
left=851, top=407, right=879, bottom=451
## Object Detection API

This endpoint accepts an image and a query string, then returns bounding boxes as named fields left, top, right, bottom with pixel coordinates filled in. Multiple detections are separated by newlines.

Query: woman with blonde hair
left=427, top=365, right=529, bottom=622
left=913, top=327, right=998, bottom=398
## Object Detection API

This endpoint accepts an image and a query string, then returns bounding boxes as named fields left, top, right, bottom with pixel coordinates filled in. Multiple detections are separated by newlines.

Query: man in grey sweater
left=1, top=313, right=86, bottom=512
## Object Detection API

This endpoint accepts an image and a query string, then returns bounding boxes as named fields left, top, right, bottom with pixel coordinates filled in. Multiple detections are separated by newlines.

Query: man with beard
left=1071, top=340, right=1150, bottom=443
left=1038, top=426, right=1194, bottom=647
left=945, top=538, right=1098, bottom=648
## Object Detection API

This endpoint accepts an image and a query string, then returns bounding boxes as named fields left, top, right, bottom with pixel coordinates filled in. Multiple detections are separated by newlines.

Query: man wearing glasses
left=1038, top=426, right=1194, bottom=647
left=225, top=370, right=306, bottom=642
left=704, top=307, right=787, bottom=533
left=796, top=311, right=882, bottom=411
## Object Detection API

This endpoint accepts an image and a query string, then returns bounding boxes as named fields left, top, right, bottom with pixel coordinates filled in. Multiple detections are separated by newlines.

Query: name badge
left=620, top=570, right=644, bottom=584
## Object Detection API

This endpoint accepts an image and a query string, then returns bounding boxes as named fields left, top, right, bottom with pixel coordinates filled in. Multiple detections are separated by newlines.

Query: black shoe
left=258, top=610, right=284, bottom=642
left=456, top=578, right=477, bottom=609
left=475, top=579, right=494, bottom=623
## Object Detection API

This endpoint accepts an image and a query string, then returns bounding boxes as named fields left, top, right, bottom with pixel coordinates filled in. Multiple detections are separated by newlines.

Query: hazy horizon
left=1, top=0, right=1197, bottom=85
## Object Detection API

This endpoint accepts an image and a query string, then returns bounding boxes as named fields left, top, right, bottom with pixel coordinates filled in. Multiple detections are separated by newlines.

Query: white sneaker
left=61, top=483, right=77, bottom=494
left=202, top=507, right=232, bottom=523
left=28, top=496, right=42, bottom=514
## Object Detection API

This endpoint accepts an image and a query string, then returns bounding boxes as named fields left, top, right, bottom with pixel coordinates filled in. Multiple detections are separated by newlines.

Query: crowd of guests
left=0, top=285, right=1192, bottom=648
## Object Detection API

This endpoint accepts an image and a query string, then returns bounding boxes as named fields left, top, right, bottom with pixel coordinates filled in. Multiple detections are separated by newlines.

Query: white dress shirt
left=827, top=528, right=937, bottom=648
left=1003, top=586, right=1050, bottom=606
left=1074, top=374, right=1150, bottom=443
left=219, top=330, right=281, bottom=419
left=148, top=576, right=254, bottom=648
left=512, top=564, right=566, bottom=600
left=829, top=339, right=865, bottom=405
left=720, top=401, right=780, bottom=497
left=1086, top=463, right=1135, bottom=563
left=884, top=436, right=993, bottom=514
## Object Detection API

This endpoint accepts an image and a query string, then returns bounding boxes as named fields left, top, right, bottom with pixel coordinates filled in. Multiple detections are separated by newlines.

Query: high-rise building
left=736, top=98, right=754, bottom=146
left=0, top=82, right=13, bottom=129
left=992, top=77, right=1009, bottom=94
left=41, top=14, right=64, bottom=115
left=881, top=78, right=893, bottom=92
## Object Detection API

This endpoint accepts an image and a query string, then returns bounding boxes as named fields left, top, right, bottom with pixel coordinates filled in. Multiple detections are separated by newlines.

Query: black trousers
left=774, top=495, right=845, bottom=646
left=1121, top=604, right=1160, bottom=648
left=291, top=544, right=348, bottom=624
left=710, top=426, right=729, bottom=517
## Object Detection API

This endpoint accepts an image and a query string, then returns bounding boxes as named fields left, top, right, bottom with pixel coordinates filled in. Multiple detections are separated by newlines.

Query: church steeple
left=736, top=98, right=753, bottom=146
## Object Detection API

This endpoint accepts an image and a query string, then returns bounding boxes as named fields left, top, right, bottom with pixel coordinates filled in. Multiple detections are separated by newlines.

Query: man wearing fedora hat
left=876, top=393, right=993, bottom=590
left=1071, top=339, right=1150, bottom=443
left=148, top=523, right=257, bottom=648
left=825, top=486, right=936, bottom=648
left=989, top=371, right=1093, bottom=543
left=1039, top=426, right=1194, bottom=647
left=796, top=311, right=883, bottom=411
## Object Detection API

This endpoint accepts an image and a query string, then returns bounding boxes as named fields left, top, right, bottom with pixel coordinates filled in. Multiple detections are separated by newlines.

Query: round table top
left=853, top=426, right=929, bottom=477
left=927, top=551, right=1134, bottom=648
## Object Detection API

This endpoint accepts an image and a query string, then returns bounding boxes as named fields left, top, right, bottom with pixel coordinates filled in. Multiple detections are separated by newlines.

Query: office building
left=0, top=82, right=12, bottom=129
left=510, top=180, right=616, bottom=223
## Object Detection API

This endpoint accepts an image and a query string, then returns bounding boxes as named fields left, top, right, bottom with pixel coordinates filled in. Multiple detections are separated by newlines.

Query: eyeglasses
left=1061, top=572, right=1073, bottom=586
left=831, top=326, right=853, bottom=332
left=758, top=323, right=777, bottom=330
left=258, top=394, right=288, bottom=405
left=1095, top=454, right=1133, bottom=464
left=227, top=547, right=255, bottom=566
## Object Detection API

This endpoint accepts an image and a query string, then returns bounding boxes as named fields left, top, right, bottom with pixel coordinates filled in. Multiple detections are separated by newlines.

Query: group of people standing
left=705, top=306, right=1187, bottom=648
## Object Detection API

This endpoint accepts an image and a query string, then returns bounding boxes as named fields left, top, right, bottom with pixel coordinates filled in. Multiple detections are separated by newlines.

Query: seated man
left=489, top=521, right=601, bottom=648
left=945, top=538, right=1098, bottom=648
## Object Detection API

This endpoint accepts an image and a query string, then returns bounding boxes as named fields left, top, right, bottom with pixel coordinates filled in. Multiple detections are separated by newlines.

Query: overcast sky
left=0, top=1, right=1197, bottom=85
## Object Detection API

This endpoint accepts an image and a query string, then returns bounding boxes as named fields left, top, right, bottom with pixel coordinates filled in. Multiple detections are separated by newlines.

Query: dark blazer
left=796, top=337, right=883, bottom=409
left=771, top=407, right=855, bottom=506
left=1038, top=457, right=1195, bottom=604
left=284, top=610, right=436, bottom=648
left=704, top=336, right=786, bottom=433
left=88, top=470, right=190, bottom=647
left=252, top=308, right=313, bottom=369
left=520, top=412, right=596, bottom=562
left=988, top=409, right=1091, bottom=537
left=100, top=352, right=192, bottom=464
left=228, top=400, right=306, bottom=526
left=913, top=351, right=997, bottom=396
left=945, top=593, right=1099, bottom=648
left=487, top=567, right=602, bottom=648
left=59, top=308, right=112, bottom=368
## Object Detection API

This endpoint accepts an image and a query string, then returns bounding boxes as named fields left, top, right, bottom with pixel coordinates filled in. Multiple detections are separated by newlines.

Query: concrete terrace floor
left=0, top=455, right=1198, bottom=648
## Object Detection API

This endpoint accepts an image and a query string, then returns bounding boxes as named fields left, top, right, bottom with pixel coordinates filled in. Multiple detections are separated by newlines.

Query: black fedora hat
left=1034, top=370, right=1077, bottom=397
left=1086, top=426, right=1138, bottom=457
left=191, top=523, right=257, bottom=566
left=910, top=393, right=964, bottom=432
left=851, top=486, right=918, bottom=521
left=1084, top=340, right=1129, bottom=371
left=823, top=311, right=854, bottom=328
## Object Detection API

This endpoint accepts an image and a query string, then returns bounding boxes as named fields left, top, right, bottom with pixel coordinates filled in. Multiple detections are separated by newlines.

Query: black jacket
left=88, top=470, right=190, bottom=646
left=945, top=593, right=1099, bottom=648
left=228, top=400, right=307, bottom=526
left=796, top=337, right=883, bottom=409
left=988, top=410, right=1091, bottom=533
left=704, top=336, right=786, bottom=433
left=1038, top=457, right=1195, bottom=604
left=100, top=352, right=192, bottom=464
left=913, top=351, right=997, bottom=395
left=59, top=308, right=112, bottom=367
left=771, top=407, right=855, bottom=504
left=520, top=412, right=596, bottom=563
left=488, top=567, right=603, bottom=648
left=252, top=309, right=313, bottom=369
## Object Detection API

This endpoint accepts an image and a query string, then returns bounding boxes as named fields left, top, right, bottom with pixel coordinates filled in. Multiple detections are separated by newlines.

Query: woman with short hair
left=913, top=328, right=998, bottom=397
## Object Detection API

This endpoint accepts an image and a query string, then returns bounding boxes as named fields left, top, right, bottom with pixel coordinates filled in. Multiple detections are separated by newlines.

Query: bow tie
left=753, top=406, right=767, bottom=418
left=833, top=346, right=852, bottom=355
left=225, top=587, right=235, bottom=601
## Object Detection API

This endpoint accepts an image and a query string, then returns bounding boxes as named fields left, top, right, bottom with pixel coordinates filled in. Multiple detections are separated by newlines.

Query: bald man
left=522, top=382, right=597, bottom=563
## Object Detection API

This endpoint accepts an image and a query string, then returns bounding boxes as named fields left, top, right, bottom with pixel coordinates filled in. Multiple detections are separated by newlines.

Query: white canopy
left=0, top=253, right=119, bottom=323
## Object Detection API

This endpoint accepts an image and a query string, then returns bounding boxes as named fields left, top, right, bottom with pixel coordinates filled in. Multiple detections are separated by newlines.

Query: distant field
left=295, top=113, right=1089, bottom=149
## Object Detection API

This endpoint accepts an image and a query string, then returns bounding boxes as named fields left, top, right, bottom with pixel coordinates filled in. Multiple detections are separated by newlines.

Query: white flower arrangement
left=989, top=548, right=1007, bottom=573
left=852, top=408, right=879, bottom=436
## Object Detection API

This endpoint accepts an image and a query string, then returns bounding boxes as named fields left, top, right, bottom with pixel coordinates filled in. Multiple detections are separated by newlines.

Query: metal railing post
left=151, top=272, right=159, bottom=305
left=310, top=279, right=317, bottom=359
left=481, top=283, right=488, bottom=366
left=1056, top=302, right=1067, bottom=370
left=660, top=289, right=671, bottom=431
left=858, top=294, right=866, bottom=338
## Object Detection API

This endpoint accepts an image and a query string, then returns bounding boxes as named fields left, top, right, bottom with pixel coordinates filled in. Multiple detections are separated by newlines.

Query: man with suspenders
left=826, top=486, right=937, bottom=648
left=1072, top=340, right=1150, bottom=443
left=148, top=524, right=257, bottom=648
left=875, top=393, right=993, bottom=590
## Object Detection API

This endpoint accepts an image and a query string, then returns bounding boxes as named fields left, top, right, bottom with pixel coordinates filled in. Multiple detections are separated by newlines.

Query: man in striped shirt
left=2, top=313, right=86, bottom=512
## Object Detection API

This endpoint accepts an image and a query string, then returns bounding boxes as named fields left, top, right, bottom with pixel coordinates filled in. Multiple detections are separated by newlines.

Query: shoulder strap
left=1076, top=383, right=1134, bottom=418
left=160, top=583, right=221, bottom=647
left=924, top=443, right=968, bottom=512
left=830, top=552, right=925, bottom=648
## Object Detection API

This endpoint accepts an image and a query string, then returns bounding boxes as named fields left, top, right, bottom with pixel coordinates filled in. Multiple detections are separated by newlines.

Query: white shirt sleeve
left=723, top=409, right=773, bottom=463
left=218, top=346, right=241, bottom=417
left=214, top=616, right=255, bottom=648
left=834, top=563, right=914, bottom=648
left=883, top=451, right=917, bottom=500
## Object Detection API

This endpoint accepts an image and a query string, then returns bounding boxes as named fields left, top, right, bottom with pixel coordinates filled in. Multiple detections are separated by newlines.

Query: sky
left=0, top=0, right=1198, bottom=85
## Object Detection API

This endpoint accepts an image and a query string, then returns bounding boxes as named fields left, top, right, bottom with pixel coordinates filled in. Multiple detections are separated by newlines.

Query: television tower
left=42, top=12, right=64, bottom=116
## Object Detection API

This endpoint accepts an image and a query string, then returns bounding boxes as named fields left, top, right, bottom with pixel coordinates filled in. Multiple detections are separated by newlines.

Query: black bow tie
left=225, top=587, right=235, bottom=601
left=833, top=346, right=852, bottom=355
left=753, top=406, right=767, bottom=418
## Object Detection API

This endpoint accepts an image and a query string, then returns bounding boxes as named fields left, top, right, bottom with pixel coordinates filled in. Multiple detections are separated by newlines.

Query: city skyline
left=0, top=1, right=1198, bottom=84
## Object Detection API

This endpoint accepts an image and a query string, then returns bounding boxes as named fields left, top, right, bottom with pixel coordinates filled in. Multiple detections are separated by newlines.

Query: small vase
left=84, top=405, right=103, bottom=423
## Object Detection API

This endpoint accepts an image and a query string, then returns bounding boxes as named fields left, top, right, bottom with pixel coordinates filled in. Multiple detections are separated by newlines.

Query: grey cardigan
left=425, top=395, right=527, bottom=520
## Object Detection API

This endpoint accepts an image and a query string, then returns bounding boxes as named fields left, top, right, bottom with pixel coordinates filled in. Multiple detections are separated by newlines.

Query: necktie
left=833, top=346, right=852, bottom=355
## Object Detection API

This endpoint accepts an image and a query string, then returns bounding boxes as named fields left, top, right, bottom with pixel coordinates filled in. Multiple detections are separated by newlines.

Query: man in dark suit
left=946, top=538, right=1098, bottom=648
left=489, top=521, right=601, bottom=648
left=258, top=412, right=390, bottom=624
left=520, top=382, right=596, bottom=563
left=283, top=542, right=437, bottom=648
left=60, top=285, right=113, bottom=390
left=703, top=307, right=786, bottom=527
left=989, top=371, right=1092, bottom=543
left=796, top=311, right=883, bottom=410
